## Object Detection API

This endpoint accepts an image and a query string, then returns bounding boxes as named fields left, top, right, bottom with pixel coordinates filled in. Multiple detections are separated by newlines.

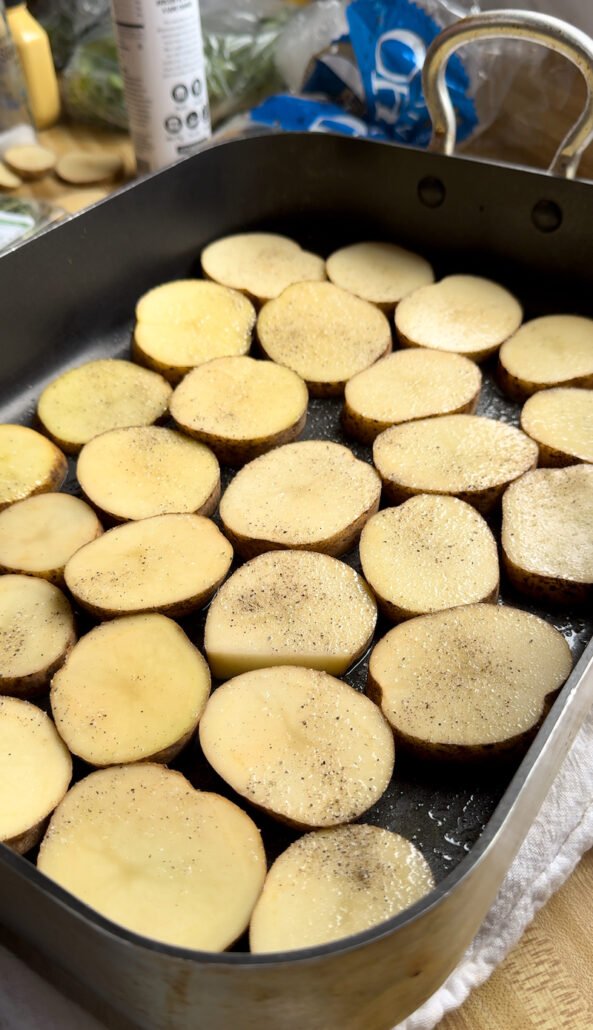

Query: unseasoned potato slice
left=520, top=388, right=593, bottom=466
left=201, top=232, right=325, bottom=304
left=250, top=825, right=434, bottom=953
left=38, top=764, right=266, bottom=951
left=205, top=550, right=377, bottom=679
left=498, top=315, right=593, bottom=401
left=395, top=275, right=522, bottom=362
left=326, top=241, right=434, bottom=311
left=0, top=576, right=75, bottom=698
left=502, top=465, right=593, bottom=604
left=343, top=349, right=481, bottom=443
left=65, top=513, right=232, bottom=618
left=77, top=426, right=220, bottom=521
left=258, top=282, right=391, bottom=396
left=360, top=496, right=499, bottom=621
left=373, top=414, right=537, bottom=512
left=220, top=440, right=381, bottom=559
left=0, top=424, right=67, bottom=510
left=37, top=359, right=172, bottom=453
left=170, top=356, right=308, bottom=466
left=199, top=666, right=395, bottom=828
left=368, top=605, right=572, bottom=759
left=0, top=493, right=102, bottom=582
left=0, top=697, right=71, bottom=854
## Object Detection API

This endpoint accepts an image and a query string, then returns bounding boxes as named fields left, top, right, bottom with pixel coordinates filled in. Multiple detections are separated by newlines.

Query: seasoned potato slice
left=77, top=426, right=220, bottom=521
left=373, top=414, right=537, bottom=512
left=170, top=356, right=308, bottom=466
left=257, top=282, right=392, bottom=396
left=51, top=614, right=210, bottom=766
left=502, top=465, right=593, bottom=604
left=0, top=576, right=75, bottom=698
left=368, top=604, right=572, bottom=759
left=0, top=493, right=102, bottom=582
left=201, top=232, right=325, bottom=304
left=37, top=359, right=172, bottom=453
left=38, top=764, right=266, bottom=951
left=250, top=824, right=434, bottom=953
left=520, top=388, right=593, bottom=466
left=360, top=496, right=499, bottom=621
left=199, top=666, right=395, bottom=828
left=220, top=440, right=381, bottom=559
left=498, top=315, right=593, bottom=401
left=65, top=513, right=232, bottom=618
left=395, top=275, right=522, bottom=362
left=326, top=241, right=434, bottom=311
left=0, top=424, right=67, bottom=510
left=343, top=349, right=481, bottom=443
left=0, top=697, right=71, bottom=854
left=205, top=550, right=377, bottom=679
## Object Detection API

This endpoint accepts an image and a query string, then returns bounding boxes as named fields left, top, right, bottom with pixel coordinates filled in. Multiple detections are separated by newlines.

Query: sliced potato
left=326, top=241, right=434, bottom=311
left=0, top=575, right=75, bottom=698
left=250, top=825, right=434, bottom=953
left=0, top=162, right=22, bottom=190
left=343, top=349, right=481, bottom=443
left=0, top=424, right=67, bottom=511
left=65, top=513, right=232, bottom=618
left=201, top=232, right=325, bottom=305
left=368, top=604, right=572, bottom=759
left=373, top=414, right=538, bottom=513
left=0, top=493, right=102, bottom=582
left=205, top=550, right=377, bottom=679
left=220, top=440, right=381, bottom=559
left=38, top=764, right=266, bottom=951
left=498, top=315, right=593, bottom=401
left=501, top=464, right=593, bottom=604
left=55, top=150, right=123, bottom=185
left=520, top=388, right=593, bottom=466
left=4, top=144, right=56, bottom=178
left=258, top=282, right=392, bottom=396
left=199, top=666, right=395, bottom=828
left=37, top=359, right=172, bottom=454
left=77, top=426, right=220, bottom=521
left=395, top=275, right=522, bottom=362
left=360, top=496, right=499, bottom=621
left=0, top=697, right=71, bottom=854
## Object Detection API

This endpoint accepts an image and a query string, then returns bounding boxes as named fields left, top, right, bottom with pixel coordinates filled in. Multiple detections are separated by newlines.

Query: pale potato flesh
left=0, top=493, right=102, bottom=580
left=0, top=575, right=75, bottom=696
left=199, top=666, right=395, bottom=828
left=499, top=315, right=593, bottom=395
left=38, top=764, right=266, bottom=951
left=250, top=824, right=434, bottom=953
left=201, top=232, right=325, bottom=303
left=0, top=424, right=67, bottom=510
left=326, top=241, right=434, bottom=308
left=520, top=388, right=593, bottom=465
left=205, top=549, right=377, bottom=679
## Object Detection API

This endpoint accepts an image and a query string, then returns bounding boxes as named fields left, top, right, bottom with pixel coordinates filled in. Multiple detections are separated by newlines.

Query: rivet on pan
left=417, top=177, right=446, bottom=208
left=531, top=199, right=563, bottom=233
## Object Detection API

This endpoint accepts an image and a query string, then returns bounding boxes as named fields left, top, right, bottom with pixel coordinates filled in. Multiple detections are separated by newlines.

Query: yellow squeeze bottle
left=5, top=1, right=60, bottom=129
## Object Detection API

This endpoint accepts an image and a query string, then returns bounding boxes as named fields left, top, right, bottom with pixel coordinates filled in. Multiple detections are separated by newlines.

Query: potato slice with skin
left=77, top=426, right=220, bottom=522
left=0, top=697, right=72, bottom=854
left=0, top=493, right=102, bottom=582
left=373, top=414, right=538, bottom=513
left=65, top=513, right=232, bottom=619
left=51, top=614, right=211, bottom=766
left=199, top=666, right=395, bottom=829
left=250, top=825, right=434, bottom=953
left=257, top=281, right=392, bottom=396
left=360, top=496, right=499, bottom=622
left=220, top=440, right=381, bottom=559
left=326, top=241, right=434, bottom=311
left=520, top=388, right=593, bottom=466
left=38, top=764, right=266, bottom=951
left=0, top=424, right=67, bottom=511
left=201, top=232, right=325, bottom=305
left=37, top=359, right=172, bottom=454
left=502, top=465, right=593, bottom=605
left=367, top=604, right=572, bottom=760
left=498, top=315, right=593, bottom=401
left=204, top=549, right=377, bottom=679
left=0, top=575, right=75, bottom=698
left=343, top=349, right=482, bottom=444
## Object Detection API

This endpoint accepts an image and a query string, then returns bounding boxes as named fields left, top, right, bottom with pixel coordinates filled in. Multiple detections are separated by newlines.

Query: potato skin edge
left=173, top=410, right=307, bottom=468
left=396, top=329, right=501, bottom=364
left=0, top=626, right=76, bottom=698
left=342, top=389, right=480, bottom=445
left=496, top=361, right=593, bottom=402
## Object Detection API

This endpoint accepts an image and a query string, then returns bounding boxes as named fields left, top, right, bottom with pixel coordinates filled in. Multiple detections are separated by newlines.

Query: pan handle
left=422, top=9, right=593, bottom=179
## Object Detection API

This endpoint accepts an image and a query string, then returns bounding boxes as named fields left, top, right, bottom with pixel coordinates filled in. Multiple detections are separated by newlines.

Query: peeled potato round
left=201, top=232, right=325, bottom=304
left=520, top=388, right=593, bottom=466
left=0, top=424, right=67, bottom=510
left=38, top=764, right=266, bottom=951
left=0, top=493, right=102, bottom=582
left=0, top=575, right=75, bottom=698
left=498, top=315, right=593, bottom=401
left=326, top=241, right=434, bottom=311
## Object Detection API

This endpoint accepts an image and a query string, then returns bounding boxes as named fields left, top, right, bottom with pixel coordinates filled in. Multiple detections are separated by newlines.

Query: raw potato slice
left=373, top=414, right=538, bottom=513
left=498, top=315, right=593, bottom=400
left=0, top=424, right=67, bottom=511
left=395, top=275, right=522, bottom=362
left=204, top=550, right=377, bottom=679
left=0, top=162, right=22, bottom=189
left=170, top=356, right=308, bottom=465
left=0, top=698, right=71, bottom=854
left=77, top=426, right=220, bottom=521
left=326, top=241, right=434, bottom=311
left=258, top=282, right=392, bottom=396
left=38, top=764, right=266, bottom=951
left=367, top=604, right=572, bottom=759
left=65, top=513, right=232, bottom=618
left=250, top=825, right=434, bottom=953
left=51, top=614, right=211, bottom=766
left=0, top=575, right=75, bottom=698
left=55, top=150, right=123, bottom=185
left=501, top=465, right=593, bottom=604
left=37, top=359, right=172, bottom=454
left=343, top=349, right=482, bottom=443
left=220, top=440, right=381, bottom=559
left=201, top=232, right=325, bottom=304
left=199, top=666, right=395, bottom=828
left=0, top=493, right=102, bottom=582
left=359, top=496, right=499, bottom=621
left=4, top=144, right=56, bottom=178
left=521, top=388, right=593, bottom=466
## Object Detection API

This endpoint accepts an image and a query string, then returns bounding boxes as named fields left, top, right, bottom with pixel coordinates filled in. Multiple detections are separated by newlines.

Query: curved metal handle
left=422, top=9, right=593, bottom=179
